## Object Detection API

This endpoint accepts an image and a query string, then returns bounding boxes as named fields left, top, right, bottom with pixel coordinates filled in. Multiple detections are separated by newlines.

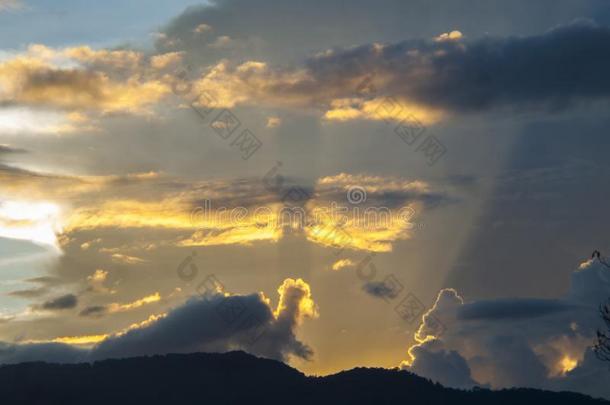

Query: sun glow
left=0, top=200, right=63, bottom=249
left=559, top=356, right=578, bottom=375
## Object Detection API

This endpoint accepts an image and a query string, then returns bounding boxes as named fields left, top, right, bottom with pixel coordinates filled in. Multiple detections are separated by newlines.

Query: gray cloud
left=40, top=294, right=78, bottom=310
left=458, top=299, right=574, bottom=321
left=158, top=0, right=610, bottom=66
left=0, top=278, right=317, bottom=365
left=160, top=19, right=610, bottom=121
left=0, top=342, right=85, bottom=365
left=7, top=287, right=48, bottom=299
left=362, top=281, right=396, bottom=299
left=305, top=20, right=610, bottom=114
left=408, top=339, right=479, bottom=389
left=79, top=305, right=107, bottom=318
left=404, top=258, right=610, bottom=399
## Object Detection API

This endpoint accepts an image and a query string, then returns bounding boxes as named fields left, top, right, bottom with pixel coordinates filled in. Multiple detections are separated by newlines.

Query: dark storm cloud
left=162, top=14, right=610, bottom=118
left=457, top=298, right=574, bottom=320
left=90, top=293, right=301, bottom=362
left=304, top=20, right=610, bottom=113
left=407, top=339, right=479, bottom=389
left=405, top=259, right=610, bottom=398
left=0, top=342, right=85, bottom=365
left=0, top=281, right=316, bottom=365
left=158, top=0, right=610, bottom=65
left=40, top=294, right=78, bottom=310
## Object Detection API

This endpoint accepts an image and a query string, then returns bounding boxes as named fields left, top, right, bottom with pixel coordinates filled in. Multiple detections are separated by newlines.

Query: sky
left=1, top=0, right=610, bottom=399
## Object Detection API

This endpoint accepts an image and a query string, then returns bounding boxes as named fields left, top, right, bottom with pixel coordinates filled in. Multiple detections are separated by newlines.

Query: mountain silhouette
left=0, top=351, right=606, bottom=404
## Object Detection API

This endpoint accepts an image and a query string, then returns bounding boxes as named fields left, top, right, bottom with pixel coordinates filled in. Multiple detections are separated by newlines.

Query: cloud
left=59, top=173, right=443, bottom=253
left=0, top=45, right=171, bottom=131
left=0, top=278, right=318, bottom=364
left=149, top=51, right=183, bottom=70
left=173, top=20, right=610, bottom=123
left=362, top=281, right=397, bottom=299
left=4, top=7, right=610, bottom=133
left=7, top=287, right=48, bottom=298
left=407, top=339, right=479, bottom=389
left=157, top=0, right=610, bottom=68
left=458, top=298, right=574, bottom=320
left=85, top=269, right=110, bottom=294
left=8, top=15, right=605, bottom=134
left=303, top=173, right=440, bottom=252
left=331, top=258, right=354, bottom=271
left=434, top=30, right=463, bottom=42
left=402, top=258, right=610, bottom=399
left=0, top=0, right=22, bottom=11
left=266, top=116, right=281, bottom=128
left=0, top=199, right=64, bottom=249
left=39, top=294, right=78, bottom=310
left=193, top=23, right=212, bottom=34
left=110, top=253, right=147, bottom=265
left=79, top=292, right=160, bottom=318
left=79, top=306, right=107, bottom=318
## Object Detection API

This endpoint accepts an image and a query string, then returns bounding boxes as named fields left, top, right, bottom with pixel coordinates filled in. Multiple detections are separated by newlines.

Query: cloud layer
left=168, top=20, right=610, bottom=124
left=0, top=278, right=317, bottom=364
left=404, top=258, right=610, bottom=398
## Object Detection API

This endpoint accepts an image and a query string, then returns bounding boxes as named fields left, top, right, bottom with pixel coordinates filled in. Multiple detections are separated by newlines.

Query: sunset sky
left=1, top=0, right=610, bottom=399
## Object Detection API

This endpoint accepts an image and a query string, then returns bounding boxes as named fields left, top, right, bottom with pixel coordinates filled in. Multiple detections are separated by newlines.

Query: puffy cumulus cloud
left=402, top=257, right=610, bottom=399
left=0, top=44, right=173, bottom=133
left=181, top=58, right=444, bottom=125
left=5, top=6, right=609, bottom=132
left=0, top=278, right=318, bottom=364
left=407, top=339, right=479, bottom=389
left=86, top=269, right=109, bottom=293
left=187, top=60, right=313, bottom=109
left=9, top=11, right=606, bottom=131
left=172, top=20, right=610, bottom=123
left=274, top=278, right=318, bottom=323
left=149, top=51, right=183, bottom=70
left=61, top=46, right=143, bottom=72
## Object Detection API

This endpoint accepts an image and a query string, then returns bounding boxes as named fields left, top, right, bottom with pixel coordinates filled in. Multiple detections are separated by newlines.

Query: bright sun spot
left=0, top=200, right=63, bottom=250
left=0, top=107, right=71, bottom=135
left=559, top=356, right=578, bottom=375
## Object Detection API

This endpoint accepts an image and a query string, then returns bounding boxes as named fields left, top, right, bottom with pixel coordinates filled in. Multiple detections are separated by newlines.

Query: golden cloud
left=0, top=44, right=171, bottom=128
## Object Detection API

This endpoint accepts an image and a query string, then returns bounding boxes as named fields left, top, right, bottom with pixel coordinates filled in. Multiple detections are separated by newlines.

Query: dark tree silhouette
left=594, top=251, right=610, bottom=362
left=596, top=300, right=610, bottom=361
left=0, top=351, right=606, bottom=404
